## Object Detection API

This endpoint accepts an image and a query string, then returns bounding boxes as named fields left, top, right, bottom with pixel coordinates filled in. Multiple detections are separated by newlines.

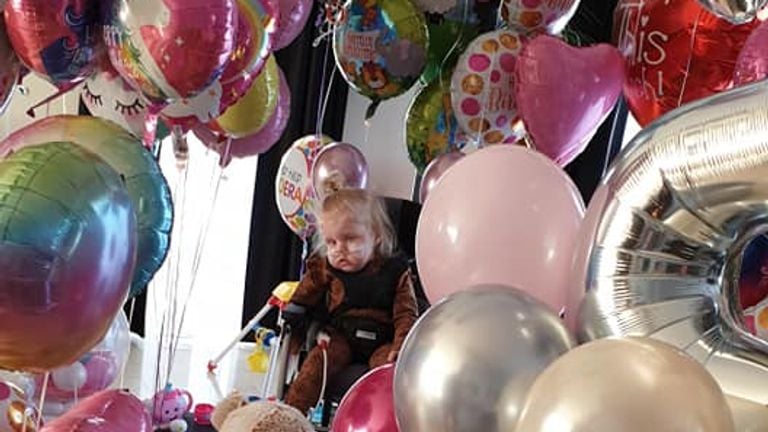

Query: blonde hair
left=316, top=185, right=396, bottom=260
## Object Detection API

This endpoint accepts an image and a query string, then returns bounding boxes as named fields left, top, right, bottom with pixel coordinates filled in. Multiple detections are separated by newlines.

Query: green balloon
left=421, top=17, right=479, bottom=85
left=405, top=77, right=463, bottom=172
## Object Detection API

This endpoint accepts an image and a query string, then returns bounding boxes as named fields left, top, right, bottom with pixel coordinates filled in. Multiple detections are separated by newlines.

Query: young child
left=283, top=185, right=419, bottom=415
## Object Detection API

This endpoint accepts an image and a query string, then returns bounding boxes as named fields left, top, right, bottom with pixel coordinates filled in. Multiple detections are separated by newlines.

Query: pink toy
left=147, top=385, right=193, bottom=429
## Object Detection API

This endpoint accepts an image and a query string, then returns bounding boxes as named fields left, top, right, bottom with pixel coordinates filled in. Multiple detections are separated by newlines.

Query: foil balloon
left=515, top=35, right=624, bottom=166
left=499, top=0, right=580, bottom=35
left=394, top=286, right=574, bottom=431
left=0, top=142, right=136, bottom=372
left=418, top=150, right=464, bottom=203
left=3, top=0, right=100, bottom=87
left=1, top=115, right=173, bottom=298
left=311, top=142, right=369, bottom=201
left=516, top=338, right=735, bottom=432
left=81, top=60, right=150, bottom=138
left=102, top=0, right=237, bottom=104
left=273, top=0, right=312, bottom=50
left=333, top=0, right=428, bottom=108
left=734, top=19, right=768, bottom=87
left=276, top=135, right=332, bottom=239
left=41, top=389, right=151, bottom=432
left=421, top=3, right=481, bottom=86
left=0, top=14, right=20, bottom=116
left=451, top=29, right=527, bottom=145
left=576, top=80, right=768, bottom=404
left=406, top=74, right=467, bottom=172
left=332, top=364, right=397, bottom=432
left=0, top=381, right=40, bottom=431
left=696, top=0, right=766, bottom=24
left=208, top=54, right=281, bottom=139
left=412, top=0, right=458, bottom=14
left=614, top=0, right=757, bottom=126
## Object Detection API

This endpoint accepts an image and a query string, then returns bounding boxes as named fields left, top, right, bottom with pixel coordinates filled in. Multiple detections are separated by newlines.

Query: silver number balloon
left=697, top=0, right=767, bottom=24
left=394, top=286, right=574, bottom=432
left=577, top=80, right=768, bottom=404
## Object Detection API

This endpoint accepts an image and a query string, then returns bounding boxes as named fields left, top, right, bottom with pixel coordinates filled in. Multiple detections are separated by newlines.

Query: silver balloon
left=696, top=0, right=766, bottom=24
left=394, top=286, right=574, bottom=432
left=577, top=79, right=768, bottom=404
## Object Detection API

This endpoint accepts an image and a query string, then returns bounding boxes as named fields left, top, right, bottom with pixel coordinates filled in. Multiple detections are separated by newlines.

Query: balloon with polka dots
left=499, top=0, right=580, bottom=35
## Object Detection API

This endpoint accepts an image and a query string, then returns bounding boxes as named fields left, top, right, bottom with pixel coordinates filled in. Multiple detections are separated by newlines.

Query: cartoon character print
left=40, top=5, right=99, bottom=83
left=362, top=62, right=399, bottom=96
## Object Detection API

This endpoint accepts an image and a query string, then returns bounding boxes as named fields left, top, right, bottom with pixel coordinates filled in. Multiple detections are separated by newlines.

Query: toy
left=212, top=393, right=313, bottom=432
left=246, top=328, right=275, bottom=373
left=146, top=384, right=193, bottom=430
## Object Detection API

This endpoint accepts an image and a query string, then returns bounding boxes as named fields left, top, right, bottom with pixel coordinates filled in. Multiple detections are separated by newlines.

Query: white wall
left=1, top=74, right=80, bottom=139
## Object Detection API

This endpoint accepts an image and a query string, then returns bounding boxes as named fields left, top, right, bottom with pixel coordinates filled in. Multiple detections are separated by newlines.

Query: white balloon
left=51, top=362, right=87, bottom=392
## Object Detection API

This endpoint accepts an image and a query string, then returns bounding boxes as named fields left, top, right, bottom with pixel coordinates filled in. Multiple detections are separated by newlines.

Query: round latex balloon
left=499, top=0, right=580, bottom=35
left=274, top=0, right=312, bottom=50
left=406, top=75, right=466, bottom=172
left=276, top=135, right=332, bottom=239
left=208, top=55, right=280, bottom=139
left=418, top=150, right=464, bottom=203
left=312, top=142, right=369, bottom=201
left=421, top=4, right=480, bottom=86
left=102, top=0, right=237, bottom=104
left=3, top=0, right=101, bottom=87
left=332, top=364, right=397, bottom=432
left=41, top=389, right=151, bottom=432
left=0, top=15, right=20, bottom=115
left=0, top=142, right=136, bottom=372
left=451, top=29, right=526, bottom=145
left=81, top=60, right=150, bottom=138
left=516, top=338, right=735, bottom=432
left=1, top=115, right=173, bottom=298
left=416, top=145, right=584, bottom=311
left=734, top=19, right=768, bottom=87
left=0, top=381, right=40, bottom=431
left=614, top=0, right=757, bottom=126
left=333, top=0, right=428, bottom=104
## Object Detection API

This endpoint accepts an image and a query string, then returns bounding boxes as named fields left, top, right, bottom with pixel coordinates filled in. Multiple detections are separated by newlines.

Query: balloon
left=196, top=64, right=291, bottom=162
left=0, top=15, right=20, bottom=115
left=0, top=142, right=136, bottom=372
left=418, top=150, right=463, bottom=203
left=394, top=286, right=574, bottom=431
left=41, top=389, right=151, bottom=432
left=516, top=338, right=735, bottom=432
left=614, top=0, right=757, bottom=126
left=1, top=115, right=173, bottom=298
left=697, top=0, right=766, bottom=24
left=499, top=0, right=580, bottom=35
left=451, top=29, right=526, bottom=145
left=515, top=35, right=624, bottom=166
left=332, top=364, right=397, bottom=432
left=416, top=145, right=584, bottom=310
left=275, top=135, right=331, bottom=239
left=102, top=0, right=237, bottom=104
left=333, top=0, right=428, bottom=105
left=412, top=0, right=458, bottom=14
left=3, top=0, right=100, bottom=87
left=406, top=75, right=467, bottom=172
left=311, top=142, right=369, bottom=201
left=162, top=0, right=277, bottom=130
left=575, top=80, right=768, bottom=404
left=208, top=55, right=280, bottom=139
left=0, top=380, right=40, bottom=431
left=219, top=401, right=313, bottom=432
left=734, top=19, right=768, bottom=87
left=421, top=5, right=480, bottom=86
left=273, top=0, right=312, bottom=50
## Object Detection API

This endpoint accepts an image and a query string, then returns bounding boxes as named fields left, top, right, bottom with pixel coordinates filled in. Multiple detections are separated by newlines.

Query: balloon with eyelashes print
left=81, top=61, right=149, bottom=138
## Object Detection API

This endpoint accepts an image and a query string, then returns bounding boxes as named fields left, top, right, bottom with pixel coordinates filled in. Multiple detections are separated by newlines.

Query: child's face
left=320, top=210, right=377, bottom=273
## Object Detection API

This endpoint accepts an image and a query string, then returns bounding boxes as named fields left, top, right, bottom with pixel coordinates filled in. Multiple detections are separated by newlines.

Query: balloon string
left=318, top=67, right=338, bottom=137
left=315, top=39, right=333, bottom=139
left=36, top=372, right=49, bottom=430
left=437, top=0, right=472, bottom=90
left=677, top=9, right=702, bottom=109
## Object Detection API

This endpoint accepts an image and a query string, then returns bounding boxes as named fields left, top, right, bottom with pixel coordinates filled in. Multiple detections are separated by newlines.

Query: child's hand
left=387, top=350, right=398, bottom=363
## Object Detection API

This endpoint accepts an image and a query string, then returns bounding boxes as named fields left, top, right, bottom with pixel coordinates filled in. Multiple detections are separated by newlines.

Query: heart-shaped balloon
left=515, top=35, right=624, bottom=166
left=734, top=19, right=768, bottom=87
left=41, top=389, right=151, bottom=432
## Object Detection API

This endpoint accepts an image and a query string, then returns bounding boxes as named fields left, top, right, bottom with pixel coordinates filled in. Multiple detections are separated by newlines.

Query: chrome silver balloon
left=696, top=0, right=766, bottom=24
left=394, top=286, right=574, bottom=432
left=577, top=80, right=768, bottom=404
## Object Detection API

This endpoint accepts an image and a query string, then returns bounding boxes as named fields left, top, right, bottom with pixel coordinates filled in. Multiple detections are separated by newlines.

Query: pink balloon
left=418, top=151, right=464, bottom=204
left=41, top=389, right=151, bottom=432
left=416, top=145, right=584, bottom=312
left=515, top=35, right=624, bottom=167
left=273, top=0, right=313, bottom=50
left=196, top=65, right=291, bottom=161
left=331, top=364, right=398, bottom=432
left=312, top=142, right=369, bottom=200
left=734, top=19, right=768, bottom=86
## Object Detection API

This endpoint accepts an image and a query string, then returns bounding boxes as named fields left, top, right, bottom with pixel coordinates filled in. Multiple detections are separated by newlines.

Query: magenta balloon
left=331, top=364, right=398, bottom=432
left=416, top=146, right=584, bottom=312
left=273, top=0, right=312, bottom=50
left=515, top=35, right=624, bottom=167
left=41, top=389, right=152, bottom=432
left=312, top=142, right=369, bottom=200
left=734, top=20, right=768, bottom=86
left=418, top=150, right=464, bottom=204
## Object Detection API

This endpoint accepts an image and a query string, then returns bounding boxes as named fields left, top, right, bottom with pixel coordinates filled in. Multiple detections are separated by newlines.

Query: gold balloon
left=515, top=338, right=735, bottom=432
left=210, top=55, right=280, bottom=138
left=0, top=381, right=39, bottom=431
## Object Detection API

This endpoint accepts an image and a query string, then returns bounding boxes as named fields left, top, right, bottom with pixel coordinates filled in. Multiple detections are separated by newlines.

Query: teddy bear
left=211, top=392, right=314, bottom=432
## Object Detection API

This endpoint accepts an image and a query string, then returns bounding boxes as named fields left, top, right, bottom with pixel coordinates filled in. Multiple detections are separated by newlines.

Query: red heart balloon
left=614, top=0, right=757, bottom=126
left=41, top=389, right=151, bottom=432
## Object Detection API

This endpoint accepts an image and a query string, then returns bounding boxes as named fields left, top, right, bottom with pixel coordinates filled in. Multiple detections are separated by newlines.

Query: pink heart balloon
left=515, top=35, right=624, bottom=167
left=41, top=389, right=151, bottom=432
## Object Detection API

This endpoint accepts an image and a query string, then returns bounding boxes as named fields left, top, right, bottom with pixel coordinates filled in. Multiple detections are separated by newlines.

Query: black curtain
left=241, top=4, right=349, bottom=331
